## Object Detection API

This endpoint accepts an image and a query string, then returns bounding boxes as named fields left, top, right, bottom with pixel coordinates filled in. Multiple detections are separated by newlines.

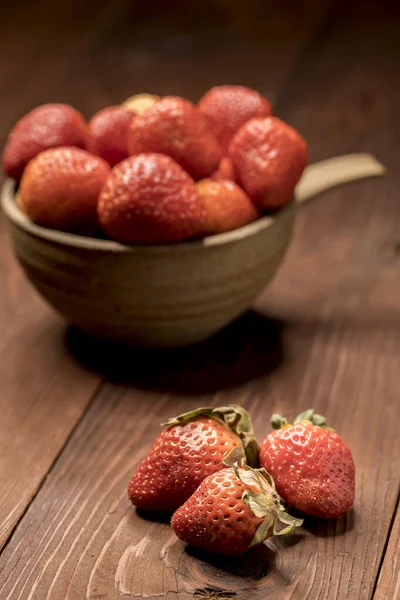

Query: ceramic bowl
left=1, top=154, right=384, bottom=347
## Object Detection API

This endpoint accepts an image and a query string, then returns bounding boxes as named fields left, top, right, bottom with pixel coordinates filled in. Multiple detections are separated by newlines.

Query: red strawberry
left=127, top=96, right=222, bottom=181
left=210, top=156, right=238, bottom=183
left=196, top=178, right=258, bottom=235
left=198, top=85, right=273, bottom=153
left=98, top=153, right=207, bottom=244
left=122, top=93, right=160, bottom=114
left=19, top=147, right=110, bottom=234
left=2, top=103, right=88, bottom=181
left=171, top=463, right=303, bottom=555
left=260, top=409, right=356, bottom=519
left=228, top=116, right=308, bottom=211
left=88, top=106, right=135, bottom=167
left=128, top=405, right=260, bottom=512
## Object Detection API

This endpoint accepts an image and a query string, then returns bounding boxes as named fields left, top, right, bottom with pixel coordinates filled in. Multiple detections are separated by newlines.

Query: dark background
left=1, top=0, right=399, bottom=156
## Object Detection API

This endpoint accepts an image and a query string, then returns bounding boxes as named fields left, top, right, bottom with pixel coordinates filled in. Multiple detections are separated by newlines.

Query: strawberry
left=171, top=463, right=303, bottom=555
left=122, top=93, right=160, bottom=114
left=2, top=103, right=88, bottom=181
left=260, top=409, right=356, bottom=519
left=98, top=153, right=207, bottom=244
left=128, top=405, right=260, bottom=512
left=88, top=105, right=135, bottom=167
left=198, top=85, right=273, bottom=153
left=196, top=178, right=258, bottom=235
left=210, top=156, right=238, bottom=183
left=19, top=147, right=110, bottom=234
left=228, top=116, right=308, bottom=211
left=127, top=96, right=222, bottom=181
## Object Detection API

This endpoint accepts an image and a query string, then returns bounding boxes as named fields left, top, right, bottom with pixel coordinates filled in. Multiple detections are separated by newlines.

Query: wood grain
left=1, top=1, right=400, bottom=599
left=374, top=501, right=400, bottom=599
left=0, top=288, right=100, bottom=552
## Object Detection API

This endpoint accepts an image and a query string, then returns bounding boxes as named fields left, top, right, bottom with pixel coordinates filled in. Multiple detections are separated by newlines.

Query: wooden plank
left=374, top=502, right=400, bottom=599
left=4, top=1, right=400, bottom=599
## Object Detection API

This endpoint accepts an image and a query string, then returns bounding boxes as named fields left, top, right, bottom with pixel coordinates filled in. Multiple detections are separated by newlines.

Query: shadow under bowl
left=1, top=180, right=295, bottom=347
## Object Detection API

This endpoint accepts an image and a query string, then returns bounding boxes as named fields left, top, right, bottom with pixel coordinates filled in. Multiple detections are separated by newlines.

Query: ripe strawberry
left=210, top=156, right=238, bottom=183
left=2, top=103, right=88, bottom=181
left=98, top=153, right=207, bottom=244
left=128, top=405, right=260, bottom=512
left=171, top=463, right=303, bottom=555
left=127, top=96, right=222, bottom=180
left=88, top=106, right=134, bottom=167
left=122, top=93, right=160, bottom=114
left=19, top=147, right=110, bottom=234
left=198, top=85, right=273, bottom=153
left=260, top=409, right=356, bottom=519
left=196, top=178, right=258, bottom=235
left=228, top=116, right=308, bottom=211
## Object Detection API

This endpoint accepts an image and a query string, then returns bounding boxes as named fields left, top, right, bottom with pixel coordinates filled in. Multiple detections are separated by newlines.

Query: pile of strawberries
left=128, top=405, right=355, bottom=555
left=2, top=86, right=307, bottom=244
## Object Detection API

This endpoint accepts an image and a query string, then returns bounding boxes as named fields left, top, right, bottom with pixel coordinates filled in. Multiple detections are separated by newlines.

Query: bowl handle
left=295, top=153, right=386, bottom=205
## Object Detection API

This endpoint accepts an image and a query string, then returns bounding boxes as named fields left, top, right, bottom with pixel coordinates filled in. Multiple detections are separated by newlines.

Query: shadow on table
left=300, top=509, right=354, bottom=537
left=64, top=309, right=285, bottom=395
left=136, top=508, right=172, bottom=524
left=186, top=543, right=275, bottom=581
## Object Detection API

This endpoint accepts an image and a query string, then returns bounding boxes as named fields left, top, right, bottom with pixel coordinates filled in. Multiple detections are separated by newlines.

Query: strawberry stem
left=162, top=405, right=260, bottom=467
left=271, top=414, right=288, bottom=429
left=233, top=463, right=303, bottom=546
left=271, top=408, right=334, bottom=430
left=294, top=408, right=334, bottom=429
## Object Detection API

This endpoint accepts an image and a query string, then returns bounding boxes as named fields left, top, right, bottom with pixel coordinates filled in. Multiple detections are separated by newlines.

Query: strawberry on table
left=260, top=409, right=356, bottom=519
left=127, top=96, right=222, bottom=181
left=98, top=153, right=207, bottom=244
left=171, top=463, right=303, bottom=555
left=128, top=405, right=260, bottom=512
left=88, top=105, right=135, bottom=167
left=2, top=103, right=89, bottom=181
left=19, top=147, right=110, bottom=235
left=228, top=116, right=308, bottom=211
left=198, top=85, right=273, bottom=153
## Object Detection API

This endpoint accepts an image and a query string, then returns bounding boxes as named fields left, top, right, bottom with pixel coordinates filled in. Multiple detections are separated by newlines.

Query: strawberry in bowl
left=0, top=91, right=383, bottom=346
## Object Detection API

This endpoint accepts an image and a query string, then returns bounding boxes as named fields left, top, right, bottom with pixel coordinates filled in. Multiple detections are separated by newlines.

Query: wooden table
left=0, top=1, right=399, bottom=598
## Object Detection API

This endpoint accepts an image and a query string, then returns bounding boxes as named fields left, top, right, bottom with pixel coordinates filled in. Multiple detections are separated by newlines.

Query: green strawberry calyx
left=271, top=408, right=334, bottom=431
left=162, top=405, right=260, bottom=468
left=234, top=463, right=303, bottom=547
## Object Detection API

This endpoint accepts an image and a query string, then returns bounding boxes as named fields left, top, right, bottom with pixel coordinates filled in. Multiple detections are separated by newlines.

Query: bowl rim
left=1, top=178, right=293, bottom=254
